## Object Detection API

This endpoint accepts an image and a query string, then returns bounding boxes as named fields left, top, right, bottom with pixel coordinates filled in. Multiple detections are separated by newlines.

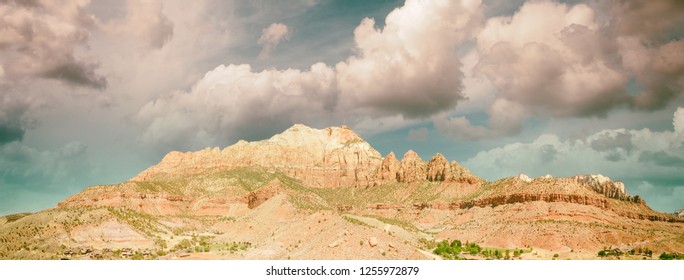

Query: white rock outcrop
left=574, top=174, right=627, bottom=199
left=515, top=174, right=532, bottom=183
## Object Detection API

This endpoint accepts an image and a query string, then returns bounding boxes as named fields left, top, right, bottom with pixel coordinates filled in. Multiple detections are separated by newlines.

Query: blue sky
left=1, top=0, right=683, bottom=215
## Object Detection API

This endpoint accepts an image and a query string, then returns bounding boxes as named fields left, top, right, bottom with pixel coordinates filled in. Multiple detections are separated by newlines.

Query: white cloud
left=464, top=107, right=684, bottom=185
left=674, top=107, right=684, bottom=134
left=134, top=0, right=485, bottom=148
left=336, top=0, right=482, bottom=118
left=258, top=23, right=290, bottom=59
left=439, top=0, right=684, bottom=141
left=476, top=1, right=627, bottom=117
left=134, top=62, right=337, bottom=149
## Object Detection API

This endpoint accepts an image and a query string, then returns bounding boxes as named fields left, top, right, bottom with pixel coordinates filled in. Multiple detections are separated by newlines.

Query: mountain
left=1, top=124, right=682, bottom=260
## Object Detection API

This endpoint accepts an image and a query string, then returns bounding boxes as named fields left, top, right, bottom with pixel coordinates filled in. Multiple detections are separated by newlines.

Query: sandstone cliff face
left=396, top=150, right=426, bottom=183
left=426, top=153, right=449, bottom=181
left=376, top=152, right=400, bottom=184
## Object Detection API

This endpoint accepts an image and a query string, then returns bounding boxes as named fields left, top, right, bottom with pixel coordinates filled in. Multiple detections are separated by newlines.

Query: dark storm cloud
left=610, top=0, right=684, bottom=42
left=638, top=151, right=684, bottom=167
left=611, top=0, right=684, bottom=112
left=604, top=152, right=624, bottom=162
left=539, top=144, right=558, bottom=163
left=0, top=93, right=32, bottom=146
left=590, top=131, right=634, bottom=153
left=0, top=0, right=107, bottom=89
left=0, top=124, right=23, bottom=145
left=41, top=59, right=107, bottom=89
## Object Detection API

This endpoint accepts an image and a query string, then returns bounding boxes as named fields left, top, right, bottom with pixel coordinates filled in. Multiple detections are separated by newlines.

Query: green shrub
left=598, top=250, right=607, bottom=257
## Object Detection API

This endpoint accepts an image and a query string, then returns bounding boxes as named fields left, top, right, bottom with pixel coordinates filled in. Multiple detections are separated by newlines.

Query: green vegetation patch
left=431, top=239, right=529, bottom=260
left=659, top=252, right=684, bottom=260
left=365, top=215, right=420, bottom=232
left=342, top=216, right=371, bottom=228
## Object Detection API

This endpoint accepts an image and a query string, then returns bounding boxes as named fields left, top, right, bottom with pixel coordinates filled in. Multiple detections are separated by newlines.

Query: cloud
left=463, top=107, right=684, bottom=207
left=134, top=63, right=337, bottom=150
left=610, top=0, right=684, bottom=42
left=103, top=0, right=174, bottom=49
left=0, top=0, right=107, bottom=89
left=407, top=127, right=428, bottom=142
left=0, top=85, right=39, bottom=145
left=465, top=107, right=684, bottom=179
left=589, top=131, right=634, bottom=153
left=336, top=0, right=482, bottom=118
left=433, top=98, right=527, bottom=140
left=0, top=101, right=26, bottom=145
left=134, top=0, right=484, bottom=149
left=476, top=1, right=627, bottom=117
left=638, top=150, right=684, bottom=166
left=258, top=23, right=290, bottom=59
left=440, top=0, right=684, bottom=141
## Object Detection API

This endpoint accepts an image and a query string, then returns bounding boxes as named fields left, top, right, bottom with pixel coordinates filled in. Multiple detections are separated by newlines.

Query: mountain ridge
left=1, top=124, right=683, bottom=260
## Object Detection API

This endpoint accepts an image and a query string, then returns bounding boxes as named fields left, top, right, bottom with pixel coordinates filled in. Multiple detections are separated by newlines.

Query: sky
left=1, top=0, right=683, bottom=215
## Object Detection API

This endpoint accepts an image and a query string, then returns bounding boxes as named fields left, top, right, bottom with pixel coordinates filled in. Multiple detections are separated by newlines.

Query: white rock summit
left=574, top=174, right=627, bottom=199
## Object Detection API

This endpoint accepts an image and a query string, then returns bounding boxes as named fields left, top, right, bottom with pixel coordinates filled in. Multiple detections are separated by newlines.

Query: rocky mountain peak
left=401, top=150, right=422, bottom=162
left=133, top=124, right=382, bottom=187
left=377, top=152, right=401, bottom=183
left=427, top=153, right=449, bottom=181
left=397, top=150, right=426, bottom=183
